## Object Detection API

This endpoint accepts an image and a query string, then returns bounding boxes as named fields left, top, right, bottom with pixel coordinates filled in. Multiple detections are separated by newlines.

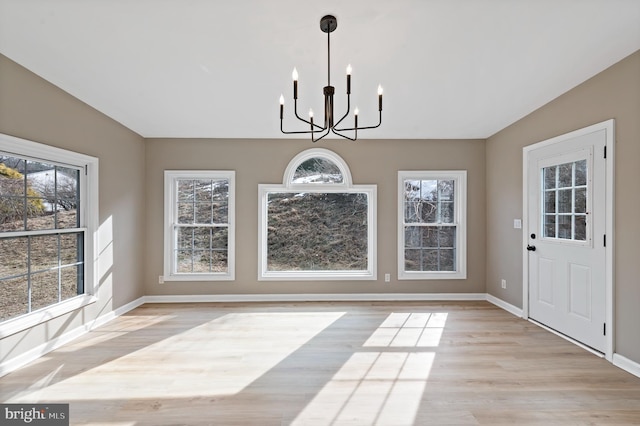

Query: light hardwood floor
left=2, top=301, right=640, bottom=425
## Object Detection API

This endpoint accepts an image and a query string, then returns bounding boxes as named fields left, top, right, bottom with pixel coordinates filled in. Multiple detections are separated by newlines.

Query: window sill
left=162, top=274, right=234, bottom=282
left=259, top=271, right=376, bottom=281
left=0, top=295, right=97, bottom=338
left=398, top=271, right=467, bottom=280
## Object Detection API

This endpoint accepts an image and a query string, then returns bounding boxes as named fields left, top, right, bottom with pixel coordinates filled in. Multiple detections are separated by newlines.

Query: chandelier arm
left=281, top=119, right=326, bottom=135
left=332, top=94, right=351, bottom=130
left=293, top=99, right=324, bottom=130
left=311, top=127, right=331, bottom=143
left=331, top=128, right=357, bottom=141
left=334, top=111, right=382, bottom=131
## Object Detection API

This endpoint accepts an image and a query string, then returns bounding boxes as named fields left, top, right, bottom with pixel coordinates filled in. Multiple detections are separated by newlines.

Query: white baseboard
left=613, top=353, right=640, bottom=379
left=485, top=294, right=523, bottom=318
left=143, top=293, right=488, bottom=303
left=0, top=297, right=145, bottom=378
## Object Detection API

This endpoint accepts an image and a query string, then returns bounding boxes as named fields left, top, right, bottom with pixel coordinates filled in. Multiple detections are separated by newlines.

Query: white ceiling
left=1, top=0, right=639, bottom=140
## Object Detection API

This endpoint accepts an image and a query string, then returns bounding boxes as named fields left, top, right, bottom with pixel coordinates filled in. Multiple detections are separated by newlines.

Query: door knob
left=526, top=245, right=536, bottom=251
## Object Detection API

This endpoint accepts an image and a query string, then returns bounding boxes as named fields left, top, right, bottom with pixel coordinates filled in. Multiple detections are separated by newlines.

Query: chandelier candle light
left=279, top=15, right=383, bottom=142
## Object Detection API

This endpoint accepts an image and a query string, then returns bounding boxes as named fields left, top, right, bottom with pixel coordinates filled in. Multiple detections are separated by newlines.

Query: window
left=398, top=171, right=466, bottom=279
left=0, top=133, right=98, bottom=333
left=542, top=159, right=588, bottom=241
left=259, top=148, right=377, bottom=280
left=163, top=171, right=235, bottom=281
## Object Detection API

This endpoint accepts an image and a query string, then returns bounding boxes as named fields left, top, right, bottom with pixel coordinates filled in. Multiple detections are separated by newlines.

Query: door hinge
left=603, top=234, right=606, bottom=247
left=604, top=323, right=606, bottom=336
left=604, top=146, right=607, bottom=159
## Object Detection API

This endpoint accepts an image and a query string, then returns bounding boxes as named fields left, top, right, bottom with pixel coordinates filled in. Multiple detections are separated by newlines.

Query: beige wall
left=144, top=138, right=486, bottom=295
left=486, top=50, right=640, bottom=364
left=0, top=54, right=146, bottom=366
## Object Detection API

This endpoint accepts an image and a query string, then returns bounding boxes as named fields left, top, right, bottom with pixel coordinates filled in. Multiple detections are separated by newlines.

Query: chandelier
left=279, top=15, right=383, bottom=142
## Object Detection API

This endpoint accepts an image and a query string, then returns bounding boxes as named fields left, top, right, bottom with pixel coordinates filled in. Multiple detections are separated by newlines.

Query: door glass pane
left=542, top=159, right=588, bottom=242
left=557, top=189, right=572, bottom=213
left=544, top=215, right=556, bottom=238
left=545, top=191, right=556, bottom=213
left=574, top=216, right=587, bottom=241
left=574, top=188, right=586, bottom=213
left=557, top=215, right=572, bottom=239
left=558, top=163, right=573, bottom=187
left=544, top=166, right=556, bottom=190
left=575, top=160, right=587, bottom=186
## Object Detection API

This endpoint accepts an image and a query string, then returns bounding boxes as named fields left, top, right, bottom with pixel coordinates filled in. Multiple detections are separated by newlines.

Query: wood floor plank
left=2, top=301, right=640, bottom=425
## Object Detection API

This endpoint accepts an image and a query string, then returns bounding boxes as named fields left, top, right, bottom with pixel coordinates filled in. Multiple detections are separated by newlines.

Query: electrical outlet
left=501, top=279, right=506, bottom=289
left=159, top=275, right=165, bottom=284
left=384, top=273, right=391, bottom=282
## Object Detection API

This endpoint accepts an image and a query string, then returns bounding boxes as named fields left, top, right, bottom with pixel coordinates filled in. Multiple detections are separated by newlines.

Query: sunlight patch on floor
left=292, top=352, right=435, bottom=425
left=363, top=312, right=448, bottom=347
left=8, top=311, right=345, bottom=403
left=294, top=311, right=446, bottom=425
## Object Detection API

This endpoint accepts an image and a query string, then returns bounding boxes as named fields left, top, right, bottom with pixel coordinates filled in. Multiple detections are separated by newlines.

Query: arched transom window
left=259, top=148, right=376, bottom=280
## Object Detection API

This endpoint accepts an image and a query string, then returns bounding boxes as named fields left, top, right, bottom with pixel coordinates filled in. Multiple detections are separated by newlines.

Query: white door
left=526, top=128, right=607, bottom=352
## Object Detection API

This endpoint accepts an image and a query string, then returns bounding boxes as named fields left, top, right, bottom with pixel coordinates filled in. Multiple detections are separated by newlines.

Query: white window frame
left=398, top=170, right=467, bottom=280
left=0, top=133, right=99, bottom=338
left=163, top=170, right=235, bottom=281
left=259, top=148, right=377, bottom=281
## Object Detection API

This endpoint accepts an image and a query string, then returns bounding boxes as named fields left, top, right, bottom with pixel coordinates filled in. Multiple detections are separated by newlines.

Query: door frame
left=522, top=119, right=615, bottom=361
